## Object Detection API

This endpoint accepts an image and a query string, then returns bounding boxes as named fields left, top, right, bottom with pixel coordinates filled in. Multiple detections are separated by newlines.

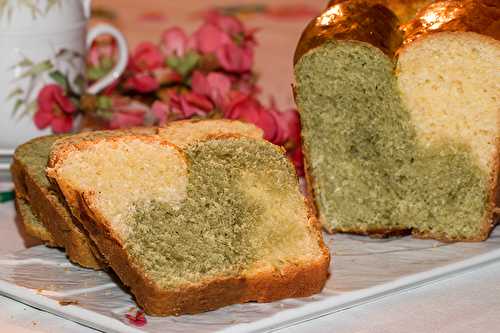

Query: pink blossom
left=225, top=93, right=277, bottom=141
left=151, top=100, right=169, bottom=125
left=161, top=27, right=190, bottom=57
left=268, top=105, right=301, bottom=146
left=153, top=67, right=182, bottom=85
left=34, top=84, right=76, bottom=133
left=129, top=42, right=164, bottom=72
left=168, top=90, right=213, bottom=118
left=191, top=71, right=231, bottom=108
left=193, top=23, right=231, bottom=54
left=193, top=13, right=255, bottom=73
left=124, top=73, right=159, bottom=93
left=108, top=97, right=148, bottom=129
left=204, top=11, right=245, bottom=36
left=216, top=43, right=253, bottom=73
left=88, top=40, right=116, bottom=67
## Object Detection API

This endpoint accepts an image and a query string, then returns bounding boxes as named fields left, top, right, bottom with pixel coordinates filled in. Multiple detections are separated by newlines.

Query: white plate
left=0, top=200, right=499, bottom=333
left=0, top=163, right=10, bottom=171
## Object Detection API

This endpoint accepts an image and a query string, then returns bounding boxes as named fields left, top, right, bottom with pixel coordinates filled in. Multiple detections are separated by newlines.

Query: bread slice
left=158, top=119, right=264, bottom=147
left=15, top=196, right=56, bottom=246
left=293, top=0, right=499, bottom=241
left=47, top=126, right=329, bottom=315
left=11, top=135, right=105, bottom=269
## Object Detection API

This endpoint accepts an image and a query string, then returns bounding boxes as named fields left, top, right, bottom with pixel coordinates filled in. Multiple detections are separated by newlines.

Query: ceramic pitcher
left=0, top=0, right=128, bottom=151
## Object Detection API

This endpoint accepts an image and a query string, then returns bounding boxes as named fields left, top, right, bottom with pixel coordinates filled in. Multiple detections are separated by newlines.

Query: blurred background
left=91, top=0, right=325, bottom=109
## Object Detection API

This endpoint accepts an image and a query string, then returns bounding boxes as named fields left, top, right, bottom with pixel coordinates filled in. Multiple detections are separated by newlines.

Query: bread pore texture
left=48, top=136, right=188, bottom=242
left=294, top=1, right=499, bottom=241
left=47, top=132, right=329, bottom=315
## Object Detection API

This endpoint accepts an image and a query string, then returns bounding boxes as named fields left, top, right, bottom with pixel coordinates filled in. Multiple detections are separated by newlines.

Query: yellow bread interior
left=398, top=32, right=500, bottom=173
left=51, top=138, right=188, bottom=241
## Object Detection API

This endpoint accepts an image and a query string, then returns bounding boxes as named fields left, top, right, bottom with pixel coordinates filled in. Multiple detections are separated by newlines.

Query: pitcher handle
left=86, top=24, right=128, bottom=95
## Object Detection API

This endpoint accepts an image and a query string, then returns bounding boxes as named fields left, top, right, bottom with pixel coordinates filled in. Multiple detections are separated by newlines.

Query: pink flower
left=151, top=100, right=169, bottom=125
left=108, top=97, right=148, bottom=129
left=268, top=105, right=301, bottom=146
left=216, top=43, right=253, bottom=73
left=225, top=93, right=277, bottom=141
left=191, top=71, right=231, bottom=108
left=124, top=73, right=159, bottom=93
left=193, top=23, right=231, bottom=54
left=168, top=90, right=213, bottom=118
left=153, top=67, right=182, bottom=85
left=192, top=13, right=255, bottom=73
left=125, top=309, right=147, bottom=327
left=129, top=42, right=164, bottom=72
left=161, top=27, right=190, bottom=57
left=88, top=39, right=117, bottom=67
left=204, top=11, right=245, bottom=37
left=34, top=84, right=76, bottom=133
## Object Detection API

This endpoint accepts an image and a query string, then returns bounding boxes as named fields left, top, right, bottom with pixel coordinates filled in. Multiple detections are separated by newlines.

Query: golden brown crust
left=294, top=0, right=402, bottom=65
left=400, top=0, right=500, bottom=48
left=328, top=0, right=434, bottom=22
left=14, top=196, right=57, bottom=246
left=11, top=144, right=105, bottom=269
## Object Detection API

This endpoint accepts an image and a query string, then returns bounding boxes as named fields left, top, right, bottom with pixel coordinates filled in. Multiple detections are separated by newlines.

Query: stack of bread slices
left=11, top=120, right=330, bottom=316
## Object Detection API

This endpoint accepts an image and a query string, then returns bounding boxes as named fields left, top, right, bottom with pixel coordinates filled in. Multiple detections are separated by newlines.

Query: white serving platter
left=0, top=201, right=499, bottom=333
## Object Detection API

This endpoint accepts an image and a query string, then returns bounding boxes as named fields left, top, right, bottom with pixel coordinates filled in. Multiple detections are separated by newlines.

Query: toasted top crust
left=401, top=0, right=500, bottom=46
left=294, top=0, right=499, bottom=64
left=294, top=0, right=401, bottom=63
left=159, top=119, right=263, bottom=147
left=327, top=0, right=433, bottom=22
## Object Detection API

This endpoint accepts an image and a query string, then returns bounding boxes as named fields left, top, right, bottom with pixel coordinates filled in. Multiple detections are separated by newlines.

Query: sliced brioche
left=11, top=135, right=105, bottom=268
left=15, top=197, right=56, bottom=246
left=47, top=126, right=329, bottom=315
left=159, top=119, right=263, bottom=147
left=294, top=0, right=499, bottom=241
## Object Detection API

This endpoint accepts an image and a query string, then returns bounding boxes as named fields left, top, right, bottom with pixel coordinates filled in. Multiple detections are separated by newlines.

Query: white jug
left=0, top=0, right=128, bottom=151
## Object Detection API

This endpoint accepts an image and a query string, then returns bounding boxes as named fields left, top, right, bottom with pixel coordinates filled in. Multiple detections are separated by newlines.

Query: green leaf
left=49, top=70, right=67, bottom=89
left=176, top=52, right=200, bottom=77
left=17, top=100, right=37, bottom=120
left=166, top=55, right=180, bottom=68
left=87, top=67, right=107, bottom=81
left=7, top=88, right=23, bottom=101
left=101, top=57, right=114, bottom=70
left=45, top=0, right=61, bottom=13
left=19, top=60, right=53, bottom=79
left=97, top=96, right=112, bottom=110
left=73, top=74, right=85, bottom=92
left=12, top=99, right=24, bottom=117
left=167, top=52, right=200, bottom=78
left=18, top=58, right=34, bottom=67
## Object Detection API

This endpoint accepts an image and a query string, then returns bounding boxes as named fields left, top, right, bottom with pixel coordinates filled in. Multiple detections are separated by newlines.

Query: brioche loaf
left=47, top=121, right=329, bottom=316
left=294, top=0, right=499, bottom=241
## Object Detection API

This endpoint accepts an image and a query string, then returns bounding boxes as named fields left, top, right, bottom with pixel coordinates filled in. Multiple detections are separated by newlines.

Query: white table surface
left=1, top=198, right=500, bottom=333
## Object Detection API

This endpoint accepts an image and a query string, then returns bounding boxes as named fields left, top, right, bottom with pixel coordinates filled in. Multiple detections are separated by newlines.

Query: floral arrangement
left=33, top=12, right=303, bottom=174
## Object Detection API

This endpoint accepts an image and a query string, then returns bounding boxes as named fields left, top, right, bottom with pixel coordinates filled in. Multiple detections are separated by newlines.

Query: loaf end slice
left=11, top=135, right=105, bottom=269
left=47, top=132, right=329, bottom=315
left=15, top=197, right=56, bottom=246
